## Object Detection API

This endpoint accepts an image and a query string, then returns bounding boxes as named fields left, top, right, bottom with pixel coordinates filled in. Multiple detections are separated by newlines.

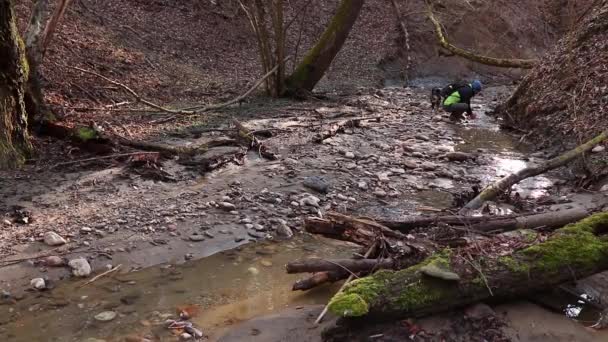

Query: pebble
left=592, top=145, right=605, bottom=153
left=600, top=184, right=608, bottom=192
left=68, top=257, right=92, bottom=277
left=445, top=152, right=473, bottom=161
left=94, top=311, right=117, bottom=322
left=189, top=235, right=205, bottom=242
left=336, top=194, right=348, bottom=201
left=260, top=260, right=273, bottom=267
left=30, top=278, right=46, bottom=290
left=299, top=194, right=320, bottom=207
left=357, top=181, right=368, bottom=190
left=403, top=159, right=418, bottom=169
left=415, top=134, right=430, bottom=141
left=373, top=189, right=387, bottom=198
left=43, top=256, right=64, bottom=267
left=377, top=172, right=391, bottom=182
left=247, top=267, right=259, bottom=276
left=344, top=152, right=356, bottom=159
left=421, top=161, right=438, bottom=171
left=218, top=202, right=236, bottom=211
left=43, top=232, right=66, bottom=246
left=80, top=227, right=93, bottom=234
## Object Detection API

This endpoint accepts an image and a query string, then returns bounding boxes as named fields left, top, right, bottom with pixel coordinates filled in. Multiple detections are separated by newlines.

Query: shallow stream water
left=1, top=88, right=606, bottom=341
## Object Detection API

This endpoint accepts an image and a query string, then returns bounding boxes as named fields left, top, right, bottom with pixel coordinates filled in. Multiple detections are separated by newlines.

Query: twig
left=315, top=241, right=378, bottom=324
left=66, top=65, right=195, bottom=114
left=50, top=152, right=159, bottom=169
left=78, top=264, right=122, bottom=287
left=463, top=252, right=494, bottom=296
left=182, top=56, right=292, bottom=112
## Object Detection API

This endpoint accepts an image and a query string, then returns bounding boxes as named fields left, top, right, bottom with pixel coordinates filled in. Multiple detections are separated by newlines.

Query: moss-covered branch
left=426, top=1, right=537, bottom=69
left=462, top=129, right=608, bottom=211
left=328, top=213, right=608, bottom=319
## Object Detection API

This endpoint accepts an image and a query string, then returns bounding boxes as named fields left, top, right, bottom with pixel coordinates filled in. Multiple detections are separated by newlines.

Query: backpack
left=440, top=81, right=469, bottom=98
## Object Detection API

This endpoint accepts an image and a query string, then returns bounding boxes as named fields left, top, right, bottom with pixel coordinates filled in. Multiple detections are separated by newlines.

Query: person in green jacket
left=443, top=80, right=482, bottom=121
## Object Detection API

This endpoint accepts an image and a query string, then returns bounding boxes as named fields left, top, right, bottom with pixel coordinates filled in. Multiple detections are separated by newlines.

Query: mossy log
left=327, top=212, right=608, bottom=319
left=426, top=1, right=537, bottom=69
left=462, top=130, right=608, bottom=212
left=285, top=0, right=364, bottom=92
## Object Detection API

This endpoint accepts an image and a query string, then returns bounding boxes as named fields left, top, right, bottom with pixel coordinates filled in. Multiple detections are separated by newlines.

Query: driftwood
left=287, top=258, right=396, bottom=275
left=426, top=0, right=536, bottom=69
left=462, top=130, right=608, bottom=212
left=326, top=213, right=608, bottom=319
left=313, top=119, right=362, bottom=143
left=381, top=207, right=591, bottom=233
left=232, top=118, right=278, bottom=160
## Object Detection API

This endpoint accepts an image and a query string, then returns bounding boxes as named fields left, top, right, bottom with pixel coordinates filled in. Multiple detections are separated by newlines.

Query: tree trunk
left=0, top=0, right=32, bottom=168
left=462, top=130, right=608, bottom=212
left=327, top=212, right=608, bottom=319
left=24, top=0, right=55, bottom=123
left=285, top=0, right=364, bottom=92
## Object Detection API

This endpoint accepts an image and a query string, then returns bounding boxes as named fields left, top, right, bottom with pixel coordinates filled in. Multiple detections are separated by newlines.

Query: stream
left=1, top=87, right=607, bottom=341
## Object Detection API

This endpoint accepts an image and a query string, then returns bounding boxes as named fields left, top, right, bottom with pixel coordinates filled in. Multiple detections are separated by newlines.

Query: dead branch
left=313, top=119, right=362, bottom=143
left=50, top=152, right=160, bottom=169
left=462, top=130, right=608, bottom=212
left=67, top=66, right=195, bottom=115
left=79, top=264, right=122, bottom=287
left=232, top=118, right=278, bottom=160
left=287, top=258, right=396, bottom=274
left=292, top=271, right=347, bottom=291
left=426, top=0, right=537, bottom=68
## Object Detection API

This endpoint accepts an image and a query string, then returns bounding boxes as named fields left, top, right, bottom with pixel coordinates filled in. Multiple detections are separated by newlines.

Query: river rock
left=344, top=152, right=356, bottom=159
left=377, top=172, right=391, bottom=182
left=189, top=234, right=205, bottom=242
left=403, top=159, right=418, bottom=169
left=276, top=224, right=294, bottom=239
left=592, top=145, right=605, bottom=153
left=421, top=161, right=438, bottom=171
left=357, top=181, right=368, bottom=190
left=373, top=189, right=387, bottom=198
left=30, top=278, right=46, bottom=290
left=43, top=232, right=66, bottom=246
left=415, top=134, right=430, bottom=141
left=94, top=311, right=117, bottom=322
left=68, top=257, right=92, bottom=277
left=218, top=202, right=236, bottom=211
left=299, top=194, right=320, bottom=207
left=44, top=256, right=64, bottom=267
left=303, top=176, right=330, bottom=193
left=445, top=152, right=474, bottom=161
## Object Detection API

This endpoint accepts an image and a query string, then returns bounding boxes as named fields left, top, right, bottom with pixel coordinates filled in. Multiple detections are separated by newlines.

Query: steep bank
left=497, top=1, right=608, bottom=181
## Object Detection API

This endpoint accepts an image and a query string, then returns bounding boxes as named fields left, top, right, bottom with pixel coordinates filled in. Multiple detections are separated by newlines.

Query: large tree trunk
left=285, top=0, right=364, bottom=92
left=0, top=0, right=32, bottom=168
left=327, top=213, right=608, bottom=319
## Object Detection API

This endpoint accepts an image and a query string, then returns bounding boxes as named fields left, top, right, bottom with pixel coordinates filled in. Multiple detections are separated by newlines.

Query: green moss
left=499, top=256, right=530, bottom=274
left=75, top=127, right=98, bottom=141
left=519, top=212, right=608, bottom=274
left=16, top=35, right=29, bottom=81
left=327, top=293, right=369, bottom=317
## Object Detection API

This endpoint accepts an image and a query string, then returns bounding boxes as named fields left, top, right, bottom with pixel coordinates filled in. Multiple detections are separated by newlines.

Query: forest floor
left=1, top=86, right=608, bottom=341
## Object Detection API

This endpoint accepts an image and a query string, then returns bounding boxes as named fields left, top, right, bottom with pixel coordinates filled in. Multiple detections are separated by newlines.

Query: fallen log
left=293, top=271, right=346, bottom=291
left=462, top=130, right=608, bottom=212
left=326, top=212, right=608, bottom=319
left=232, top=118, right=278, bottom=160
left=381, top=207, right=590, bottom=234
left=286, top=258, right=396, bottom=275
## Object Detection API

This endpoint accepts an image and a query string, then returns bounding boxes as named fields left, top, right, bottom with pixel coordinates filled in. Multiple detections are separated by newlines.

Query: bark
left=293, top=271, right=346, bottom=291
left=286, top=258, right=396, bottom=275
left=462, top=130, right=608, bottom=212
left=41, top=0, right=72, bottom=55
left=285, top=0, right=364, bottom=92
left=327, top=213, right=608, bottom=319
left=426, top=1, right=537, bottom=69
left=0, top=0, right=32, bottom=168
left=381, top=207, right=591, bottom=234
